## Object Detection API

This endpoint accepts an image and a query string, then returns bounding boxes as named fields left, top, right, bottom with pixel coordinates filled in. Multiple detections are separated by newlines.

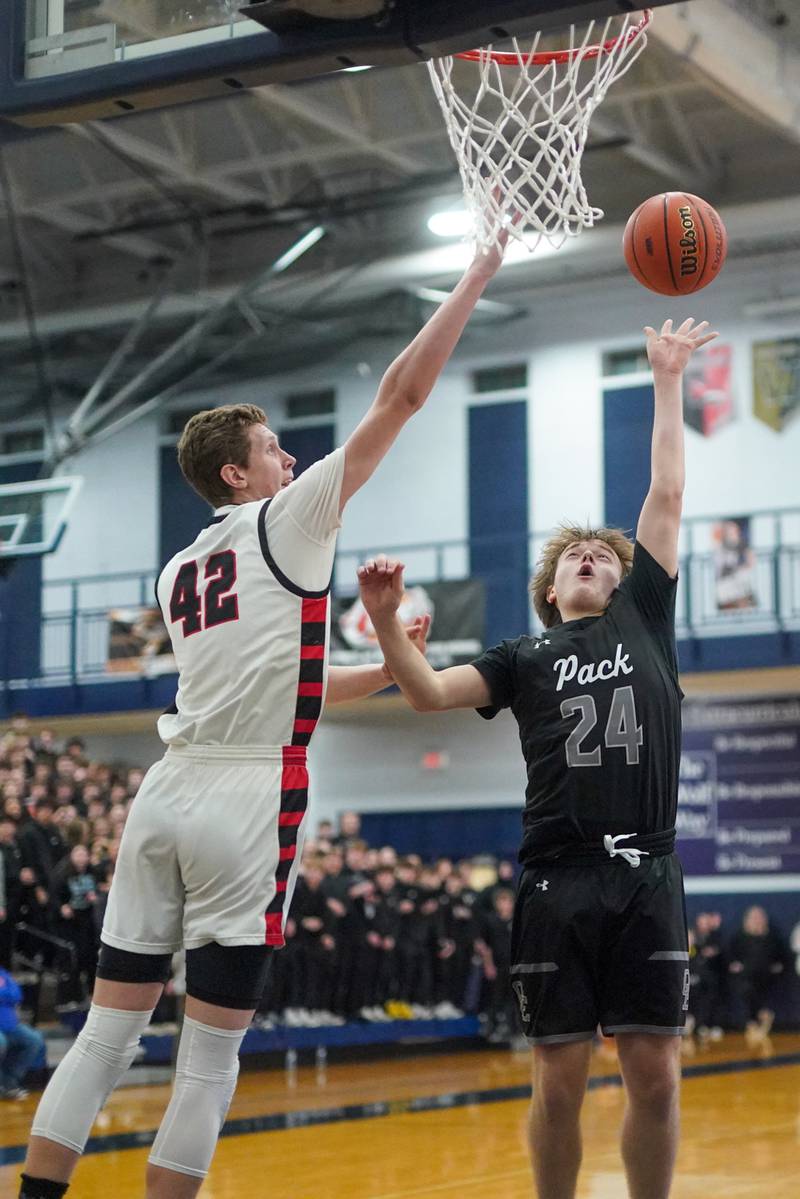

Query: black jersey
left=472, top=541, right=683, bottom=864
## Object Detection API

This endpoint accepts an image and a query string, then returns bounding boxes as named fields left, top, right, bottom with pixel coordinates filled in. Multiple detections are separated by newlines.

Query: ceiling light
left=413, top=286, right=519, bottom=316
left=428, top=209, right=473, bottom=239
left=427, top=209, right=561, bottom=263
left=270, top=226, right=326, bottom=273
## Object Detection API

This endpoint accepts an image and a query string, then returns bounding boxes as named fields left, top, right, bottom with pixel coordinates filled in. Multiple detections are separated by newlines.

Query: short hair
left=177, top=404, right=267, bottom=508
left=530, top=524, right=634, bottom=629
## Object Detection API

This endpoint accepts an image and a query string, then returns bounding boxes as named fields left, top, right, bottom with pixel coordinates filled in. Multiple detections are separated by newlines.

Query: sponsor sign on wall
left=679, top=696, right=800, bottom=876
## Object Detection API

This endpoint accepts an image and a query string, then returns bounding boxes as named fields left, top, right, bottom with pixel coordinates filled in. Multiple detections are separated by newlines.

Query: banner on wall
left=107, top=608, right=175, bottom=675
left=330, top=578, right=485, bottom=669
left=678, top=695, right=800, bottom=876
left=711, top=516, right=758, bottom=612
left=682, top=342, right=734, bottom=436
left=753, top=336, right=800, bottom=432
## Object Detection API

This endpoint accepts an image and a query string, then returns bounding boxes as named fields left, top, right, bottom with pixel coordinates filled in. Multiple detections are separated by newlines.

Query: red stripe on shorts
left=263, top=745, right=309, bottom=946
left=265, top=912, right=283, bottom=946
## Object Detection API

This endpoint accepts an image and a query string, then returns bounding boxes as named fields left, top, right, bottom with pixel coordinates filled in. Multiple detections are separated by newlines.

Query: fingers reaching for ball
left=643, top=318, right=719, bottom=376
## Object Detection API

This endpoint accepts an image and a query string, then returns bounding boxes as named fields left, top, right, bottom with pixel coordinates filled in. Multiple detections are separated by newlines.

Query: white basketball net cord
left=427, top=13, right=651, bottom=253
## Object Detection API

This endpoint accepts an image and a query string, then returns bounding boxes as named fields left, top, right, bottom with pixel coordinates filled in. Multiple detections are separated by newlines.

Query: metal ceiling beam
left=589, top=109, right=702, bottom=188
left=249, top=84, right=429, bottom=175
left=3, top=193, right=163, bottom=262
left=69, top=120, right=271, bottom=210
left=650, top=0, right=800, bottom=142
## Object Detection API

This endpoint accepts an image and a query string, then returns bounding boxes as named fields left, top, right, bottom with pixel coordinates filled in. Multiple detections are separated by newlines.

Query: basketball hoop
left=427, top=10, right=652, bottom=253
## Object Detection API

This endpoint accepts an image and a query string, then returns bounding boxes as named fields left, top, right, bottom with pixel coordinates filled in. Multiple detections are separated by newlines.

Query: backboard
left=0, top=2, right=682, bottom=127
left=0, top=477, right=82, bottom=559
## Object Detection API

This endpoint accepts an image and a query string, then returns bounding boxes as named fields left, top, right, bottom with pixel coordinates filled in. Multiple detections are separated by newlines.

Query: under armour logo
left=535, top=880, right=549, bottom=892
left=534, top=639, right=551, bottom=650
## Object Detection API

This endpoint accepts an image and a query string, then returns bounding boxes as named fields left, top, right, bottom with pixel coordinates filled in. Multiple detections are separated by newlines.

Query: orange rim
left=454, top=8, right=652, bottom=67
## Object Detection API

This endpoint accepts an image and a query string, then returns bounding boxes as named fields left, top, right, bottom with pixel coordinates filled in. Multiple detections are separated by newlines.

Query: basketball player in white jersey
left=18, top=235, right=509, bottom=1199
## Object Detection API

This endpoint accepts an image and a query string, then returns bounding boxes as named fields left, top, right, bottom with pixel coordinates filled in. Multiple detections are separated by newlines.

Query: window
left=285, top=389, right=336, bottom=420
left=602, top=347, right=650, bottom=377
left=166, top=410, right=195, bottom=436
left=472, top=364, right=528, bottom=393
left=1, top=428, right=44, bottom=455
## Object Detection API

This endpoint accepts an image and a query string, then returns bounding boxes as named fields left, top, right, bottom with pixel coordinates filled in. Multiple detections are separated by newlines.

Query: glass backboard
left=0, top=2, right=679, bottom=127
left=0, top=477, right=83, bottom=559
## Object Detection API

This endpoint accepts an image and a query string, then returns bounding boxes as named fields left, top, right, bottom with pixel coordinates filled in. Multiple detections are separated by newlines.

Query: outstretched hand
left=467, top=187, right=521, bottom=281
left=644, top=318, right=718, bottom=377
left=357, top=555, right=406, bottom=622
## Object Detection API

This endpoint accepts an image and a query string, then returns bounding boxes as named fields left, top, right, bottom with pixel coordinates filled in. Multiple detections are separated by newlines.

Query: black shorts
left=510, top=853, right=689, bottom=1045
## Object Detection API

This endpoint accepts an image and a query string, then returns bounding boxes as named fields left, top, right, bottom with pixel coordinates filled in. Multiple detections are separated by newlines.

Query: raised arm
left=339, top=239, right=508, bottom=512
left=357, top=557, right=492, bottom=712
left=326, top=616, right=430, bottom=705
left=637, top=318, right=718, bottom=576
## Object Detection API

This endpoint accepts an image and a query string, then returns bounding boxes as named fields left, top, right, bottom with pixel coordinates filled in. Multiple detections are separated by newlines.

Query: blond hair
left=530, top=524, right=634, bottom=628
left=177, top=404, right=267, bottom=507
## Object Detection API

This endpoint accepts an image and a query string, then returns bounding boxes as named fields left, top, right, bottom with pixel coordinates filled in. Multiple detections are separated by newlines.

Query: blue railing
left=3, top=507, right=800, bottom=688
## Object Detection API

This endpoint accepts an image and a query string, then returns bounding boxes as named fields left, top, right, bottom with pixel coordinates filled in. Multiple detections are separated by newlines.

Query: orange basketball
left=623, top=192, right=727, bottom=296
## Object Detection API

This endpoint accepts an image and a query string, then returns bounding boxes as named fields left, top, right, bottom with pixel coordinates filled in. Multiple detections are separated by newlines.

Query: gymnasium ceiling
left=0, top=0, right=799, bottom=447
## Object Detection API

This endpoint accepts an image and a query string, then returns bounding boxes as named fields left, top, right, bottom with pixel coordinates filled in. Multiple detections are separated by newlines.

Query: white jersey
left=156, top=448, right=345, bottom=750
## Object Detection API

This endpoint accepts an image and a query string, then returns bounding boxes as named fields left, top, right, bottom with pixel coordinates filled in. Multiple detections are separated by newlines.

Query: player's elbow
left=649, top=480, right=684, bottom=509
left=408, top=686, right=443, bottom=713
left=388, top=386, right=426, bottom=416
left=378, top=369, right=427, bottom=415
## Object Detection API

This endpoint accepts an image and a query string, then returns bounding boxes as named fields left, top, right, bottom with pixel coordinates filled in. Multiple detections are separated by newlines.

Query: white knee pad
left=148, top=1016, right=246, bottom=1178
left=31, top=1005, right=155, bottom=1153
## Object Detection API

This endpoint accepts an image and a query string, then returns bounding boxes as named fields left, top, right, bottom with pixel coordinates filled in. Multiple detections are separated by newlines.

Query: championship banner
left=711, top=516, right=758, bottom=612
left=330, top=578, right=485, bottom=669
left=682, top=342, right=734, bottom=436
left=753, top=336, right=800, bottom=432
left=678, top=695, right=800, bottom=876
left=107, top=607, right=175, bottom=675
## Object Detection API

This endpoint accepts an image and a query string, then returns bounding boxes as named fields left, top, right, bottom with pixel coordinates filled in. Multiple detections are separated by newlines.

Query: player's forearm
left=650, top=370, right=685, bottom=497
left=370, top=614, right=443, bottom=710
left=377, top=265, right=491, bottom=409
left=326, top=665, right=392, bottom=705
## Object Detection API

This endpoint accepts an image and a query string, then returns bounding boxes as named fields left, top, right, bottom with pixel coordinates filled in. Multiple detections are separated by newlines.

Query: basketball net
left=427, top=11, right=652, bottom=253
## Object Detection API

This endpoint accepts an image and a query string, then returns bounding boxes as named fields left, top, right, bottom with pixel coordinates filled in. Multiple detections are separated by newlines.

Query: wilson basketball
left=623, top=193, right=728, bottom=296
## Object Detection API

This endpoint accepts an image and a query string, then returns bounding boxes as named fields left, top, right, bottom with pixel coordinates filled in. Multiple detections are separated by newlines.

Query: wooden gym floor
left=2, top=1033, right=799, bottom=1198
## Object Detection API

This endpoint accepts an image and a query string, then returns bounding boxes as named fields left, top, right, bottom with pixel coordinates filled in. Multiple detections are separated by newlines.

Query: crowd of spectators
left=0, top=717, right=520, bottom=1041
left=686, top=906, right=794, bottom=1049
left=1, top=714, right=798, bottom=1052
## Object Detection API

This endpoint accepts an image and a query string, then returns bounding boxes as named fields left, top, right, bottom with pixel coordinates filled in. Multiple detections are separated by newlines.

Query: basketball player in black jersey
left=358, top=316, right=717, bottom=1199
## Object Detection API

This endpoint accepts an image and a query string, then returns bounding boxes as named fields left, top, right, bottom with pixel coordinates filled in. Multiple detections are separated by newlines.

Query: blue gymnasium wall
left=468, top=401, right=529, bottom=648
left=0, top=461, right=42, bottom=680
left=278, top=424, right=335, bottom=478
left=360, top=807, right=521, bottom=866
left=159, top=446, right=211, bottom=568
left=603, top=384, right=654, bottom=534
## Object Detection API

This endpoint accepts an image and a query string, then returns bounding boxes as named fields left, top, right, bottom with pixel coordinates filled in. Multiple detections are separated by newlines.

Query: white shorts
left=101, top=744, right=309, bottom=954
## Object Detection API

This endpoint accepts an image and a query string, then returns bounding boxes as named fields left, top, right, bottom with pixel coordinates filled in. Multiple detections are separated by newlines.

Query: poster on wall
left=107, top=608, right=175, bottom=675
left=711, top=516, right=758, bottom=612
left=752, top=337, right=800, bottom=432
left=682, top=342, right=734, bottom=436
left=330, top=578, right=485, bottom=669
left=678, top=695, right=800, bottom=876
